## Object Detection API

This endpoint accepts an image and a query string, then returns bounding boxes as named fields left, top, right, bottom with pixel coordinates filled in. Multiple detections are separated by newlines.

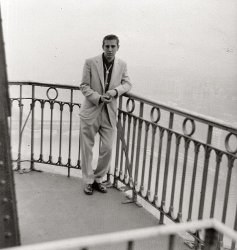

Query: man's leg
left=80, top=119, right=98, bottom=185
left=94, top=111, right=115, bottom=183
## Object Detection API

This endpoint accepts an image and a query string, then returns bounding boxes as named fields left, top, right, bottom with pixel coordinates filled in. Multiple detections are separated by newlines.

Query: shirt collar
left=102, top=53, right=114, bottom=66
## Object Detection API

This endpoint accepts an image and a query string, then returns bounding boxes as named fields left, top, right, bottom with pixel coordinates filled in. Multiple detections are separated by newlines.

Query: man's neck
left=103, top=53, right=114, bottom=64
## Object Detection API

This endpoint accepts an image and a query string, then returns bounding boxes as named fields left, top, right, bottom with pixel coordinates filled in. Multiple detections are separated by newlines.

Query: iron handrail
left=124, top=92, right=237, bottom=133
left=9, top=81, right=237, bottom=132
left=9, top=81, right=80, bottom=91
left=2, top=219, right=237, bottom=250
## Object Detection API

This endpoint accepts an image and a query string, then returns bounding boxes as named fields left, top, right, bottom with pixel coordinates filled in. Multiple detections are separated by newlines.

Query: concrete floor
left=14, top=167, right=190, bottom=250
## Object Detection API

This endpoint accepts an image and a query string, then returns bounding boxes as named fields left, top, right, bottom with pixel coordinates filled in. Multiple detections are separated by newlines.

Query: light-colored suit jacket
left=79, top=54, right=132, bottom=127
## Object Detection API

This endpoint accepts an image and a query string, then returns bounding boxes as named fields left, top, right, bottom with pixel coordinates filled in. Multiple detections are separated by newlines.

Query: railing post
left=134, top=101, right=144, bottom=189
left=0, top=112, right=21, bottom=248
left=231, top=204, right=237, bottom=250
left=125, top=115, right=132, bottom=182
left=160, top=112, right=174, bottom=224
left=0, top=10, right=21, bottom=245
left=48, top=101, right=54, bottom=164
left=140, top=121, right=150, bottom=193
left=39, top=100, right=45, bottom=162
left=218, top=156, right=235, bottom=248
left=210, top=151, right=222, bottom=218
left=114, top=96, right=123, bottom=187
left=198, top=125, right=213, bottom=220
left=30, top=84, right=35, bottom=170
left=169, top=134, right=181, bottom=217
left=17, top=85, right=23, bottom=171
left=127, top=240, right=134, bottom=250
left=58, top=102, right=63, bottom=165
left=177, top=138, right=191, bottom=222
left=168, top=234, right=175, bottom=250
left=204, top=228, right=219, bottom=250
left=67, top=89, right=74, bottom=177
left=147, top=124, right=157, bottom=199
left=187, top=142, right=201, bottom=221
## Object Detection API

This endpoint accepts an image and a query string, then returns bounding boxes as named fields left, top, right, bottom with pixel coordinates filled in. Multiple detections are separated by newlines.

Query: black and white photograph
left=0, top=1, right=237, bottom=249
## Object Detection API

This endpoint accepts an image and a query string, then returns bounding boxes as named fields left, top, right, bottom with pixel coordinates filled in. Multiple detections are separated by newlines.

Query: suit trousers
left=80, top=105, right=115, bottom=184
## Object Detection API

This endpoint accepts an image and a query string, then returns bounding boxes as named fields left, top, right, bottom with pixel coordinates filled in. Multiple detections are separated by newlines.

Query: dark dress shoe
left=93, top=182, right=107, bottom=193
left=84, top=184, right=93, bottom=195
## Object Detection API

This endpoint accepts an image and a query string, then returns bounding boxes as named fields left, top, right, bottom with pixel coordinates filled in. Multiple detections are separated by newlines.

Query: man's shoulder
left=116, top=57, right=127, bottom=66
left=85, top=55, right=102, bottom=63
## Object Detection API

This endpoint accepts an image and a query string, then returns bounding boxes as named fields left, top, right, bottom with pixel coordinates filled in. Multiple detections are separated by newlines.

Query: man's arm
left=106, top=62, right=132, bottom=98
left=80, top=59, right=101, bottom=106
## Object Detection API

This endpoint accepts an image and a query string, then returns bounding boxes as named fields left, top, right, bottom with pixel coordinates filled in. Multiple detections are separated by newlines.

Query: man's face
left=102, top=39, right=119, bottom=62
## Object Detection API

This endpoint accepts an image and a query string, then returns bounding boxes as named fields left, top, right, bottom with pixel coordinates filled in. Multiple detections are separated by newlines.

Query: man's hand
left=100, top=94, right=112, bottom=104
left=106, top=89, right=118, bottom=98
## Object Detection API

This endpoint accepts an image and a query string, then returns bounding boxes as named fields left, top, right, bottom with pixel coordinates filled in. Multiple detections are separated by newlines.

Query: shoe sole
left=93, top=186, right=107, bottom=193
left=84, top=190, right=93, bottom=195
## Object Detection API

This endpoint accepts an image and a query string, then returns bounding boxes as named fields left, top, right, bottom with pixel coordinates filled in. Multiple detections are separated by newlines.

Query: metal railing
left=115, top=93, right=237, bottom=247
left=2, top=219, right=237, bottom=250
left=8, top=82, right=237, bottom=248
left=9, top=82, right=81, bottom=176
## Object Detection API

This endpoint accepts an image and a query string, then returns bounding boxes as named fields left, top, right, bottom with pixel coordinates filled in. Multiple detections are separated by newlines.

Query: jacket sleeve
left=114, top=62, right=132, bottom=97
left=80, top=59, right=101, bottom=106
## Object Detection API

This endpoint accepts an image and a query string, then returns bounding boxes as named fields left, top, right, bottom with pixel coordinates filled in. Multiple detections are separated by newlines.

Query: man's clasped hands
left=100, top=89, right=117, bottom=104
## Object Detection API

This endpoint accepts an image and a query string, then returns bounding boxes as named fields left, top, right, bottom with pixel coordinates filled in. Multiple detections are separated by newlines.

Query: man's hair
left=102, top=34, right=119, bottom=46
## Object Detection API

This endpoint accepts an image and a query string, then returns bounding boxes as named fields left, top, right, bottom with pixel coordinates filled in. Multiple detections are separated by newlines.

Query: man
left=79, top=34, right=132, bottom=195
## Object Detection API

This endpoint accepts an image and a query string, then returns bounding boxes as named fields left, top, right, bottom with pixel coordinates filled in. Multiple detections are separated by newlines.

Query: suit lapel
left=95, top=55, right=105, bottom=91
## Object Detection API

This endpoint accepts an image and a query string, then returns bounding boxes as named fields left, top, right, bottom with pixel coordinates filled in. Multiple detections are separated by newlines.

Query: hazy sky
left=0, top=0, right=237, bottom=122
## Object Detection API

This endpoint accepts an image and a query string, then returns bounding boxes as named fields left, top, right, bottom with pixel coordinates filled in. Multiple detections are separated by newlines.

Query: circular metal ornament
left=126, top=98, right=135, bottom=113
left=225, top=133, right=237, bottom=154
left=46, top=87, right=58, bottom=101
left=182, top=118, right=196, bottom=136
left=150, top=107, right=161, bottom=123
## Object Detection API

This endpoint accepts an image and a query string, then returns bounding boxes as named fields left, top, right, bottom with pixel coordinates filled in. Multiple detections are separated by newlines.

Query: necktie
left=104, top=64, right=112, bottom=90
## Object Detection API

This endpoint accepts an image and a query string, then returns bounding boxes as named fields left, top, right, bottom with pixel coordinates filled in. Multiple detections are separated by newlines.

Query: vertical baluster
left=204, top=228, right=219, bottom=250
left=77, top=134, right=81, bottom=168
left=127, top=240, right=134, bottom=250
left=67, top=89, right=73, bottom=177
left=114, top=97, right=124, bottom=188
left=129, top=117, right=137, bottom=186
left=154, top=128, right=164, bottom=206
left=177, top=138, right=190, bottom=221
left=169, top=134, right=181, bottom=217
left=222, top=156, right=234, bottom=224
left=9, top=100, right=12, bottom=143
left=58, top=102, right=63, bottom=165
left=48, top=101, right=54, bottom=163
left=17, top=85, right=22, bottom=171
left=114, top=110, right=122, bottom=186
left=210, top=151, right=222, bottom=218
left=168, top=234, right=175, bottom=250
left=140, top=122, right=150, bottom=195
left=119, top=112, right=127, bottom=181
left=134, top=102, right=144, bottom=190
left=30, top=84, right=35, bottom=170
left=160, top=113, right=174, bottom=223
left=125, top=115, right=132, bottom=182
left=147, top=124, right=157, bottom=201
left=77, top=105, right=81, bottom=168
left=231, top=204, right=237, bottom=250
left=39, top=100, right=45, bottom=162
left=187, top=142, right=200, bottom=221
left=198, top=125, right=213, bottom=220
